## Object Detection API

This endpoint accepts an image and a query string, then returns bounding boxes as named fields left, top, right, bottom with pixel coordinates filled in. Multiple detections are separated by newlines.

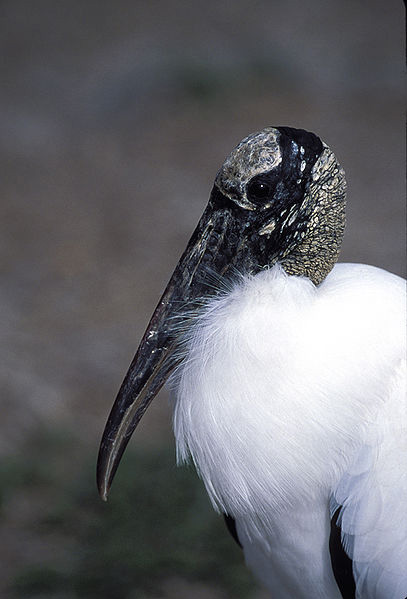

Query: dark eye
left=247, top=180, right=271, bottom=202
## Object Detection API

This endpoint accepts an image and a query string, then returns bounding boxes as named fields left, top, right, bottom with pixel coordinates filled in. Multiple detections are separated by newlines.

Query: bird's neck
left=281, top=213, right=345, bottom=285
left=280, top=151, right=346, bottom=286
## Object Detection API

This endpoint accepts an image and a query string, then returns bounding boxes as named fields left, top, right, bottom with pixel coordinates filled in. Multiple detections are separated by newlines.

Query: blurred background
left=0, top=1, right=405, bottom=597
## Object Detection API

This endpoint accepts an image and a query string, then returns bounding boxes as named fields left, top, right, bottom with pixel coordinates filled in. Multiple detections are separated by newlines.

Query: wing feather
left=331, top=361, right=407, bottom=599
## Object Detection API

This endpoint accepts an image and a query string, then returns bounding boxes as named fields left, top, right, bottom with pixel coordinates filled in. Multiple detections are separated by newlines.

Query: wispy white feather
left=170, top=263, right=406, bottom=598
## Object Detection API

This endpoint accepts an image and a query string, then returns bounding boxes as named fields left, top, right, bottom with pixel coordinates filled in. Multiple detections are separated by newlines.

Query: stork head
left=97, top=126, right=346, bottom=499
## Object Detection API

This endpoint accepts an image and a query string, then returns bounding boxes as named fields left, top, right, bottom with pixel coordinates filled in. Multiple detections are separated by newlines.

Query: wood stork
left=97, top=127, right=406, bottom=599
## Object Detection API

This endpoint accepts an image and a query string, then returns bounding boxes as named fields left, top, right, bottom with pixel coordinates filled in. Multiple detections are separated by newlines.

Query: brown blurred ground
left=0, top=1, right=405, bottom=597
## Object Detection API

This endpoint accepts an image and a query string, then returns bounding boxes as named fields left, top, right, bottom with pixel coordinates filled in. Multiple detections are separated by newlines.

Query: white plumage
left=172, top=263, right=406, bottom=598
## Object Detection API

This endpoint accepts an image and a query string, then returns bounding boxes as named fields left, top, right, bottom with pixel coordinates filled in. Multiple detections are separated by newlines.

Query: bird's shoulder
left=207, top=262, right=406, bottom=358
left=323, top=262, right=405, bottom=302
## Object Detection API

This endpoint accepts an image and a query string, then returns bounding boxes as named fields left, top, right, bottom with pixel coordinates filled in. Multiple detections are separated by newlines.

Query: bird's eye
left=247, top=180, right=271, bottom=202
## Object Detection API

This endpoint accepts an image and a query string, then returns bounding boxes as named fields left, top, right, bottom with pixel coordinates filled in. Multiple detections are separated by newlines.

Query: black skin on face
left=210, top=127, right=324, bottom=271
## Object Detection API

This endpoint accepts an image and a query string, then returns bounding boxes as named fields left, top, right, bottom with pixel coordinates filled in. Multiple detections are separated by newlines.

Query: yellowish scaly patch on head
left=281, top=144, right=347, bottom=285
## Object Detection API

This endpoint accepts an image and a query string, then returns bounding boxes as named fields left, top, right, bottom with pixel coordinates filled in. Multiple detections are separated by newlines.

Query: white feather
left=170, top=263, right=406, bottom=598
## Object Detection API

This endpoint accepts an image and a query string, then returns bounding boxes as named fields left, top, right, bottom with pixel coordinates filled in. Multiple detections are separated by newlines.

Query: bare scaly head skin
left=215, top=128, right=282, bottom=210
left=215, top=126, right=346, bottom=285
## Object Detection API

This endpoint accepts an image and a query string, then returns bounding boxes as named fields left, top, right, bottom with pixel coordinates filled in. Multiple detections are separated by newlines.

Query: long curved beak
left=97, top=189, right=254, bottom=500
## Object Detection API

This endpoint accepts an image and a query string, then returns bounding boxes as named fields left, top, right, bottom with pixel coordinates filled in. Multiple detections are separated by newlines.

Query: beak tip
left=96, top=445, right=113, bottom=502
left=97, top=471, right=111, bottom=501
left=100, top=490, right=109, bottom=502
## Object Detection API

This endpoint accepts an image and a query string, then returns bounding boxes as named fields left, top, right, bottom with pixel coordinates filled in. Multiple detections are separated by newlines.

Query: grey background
left=1, top=0, right=405, bottom=597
